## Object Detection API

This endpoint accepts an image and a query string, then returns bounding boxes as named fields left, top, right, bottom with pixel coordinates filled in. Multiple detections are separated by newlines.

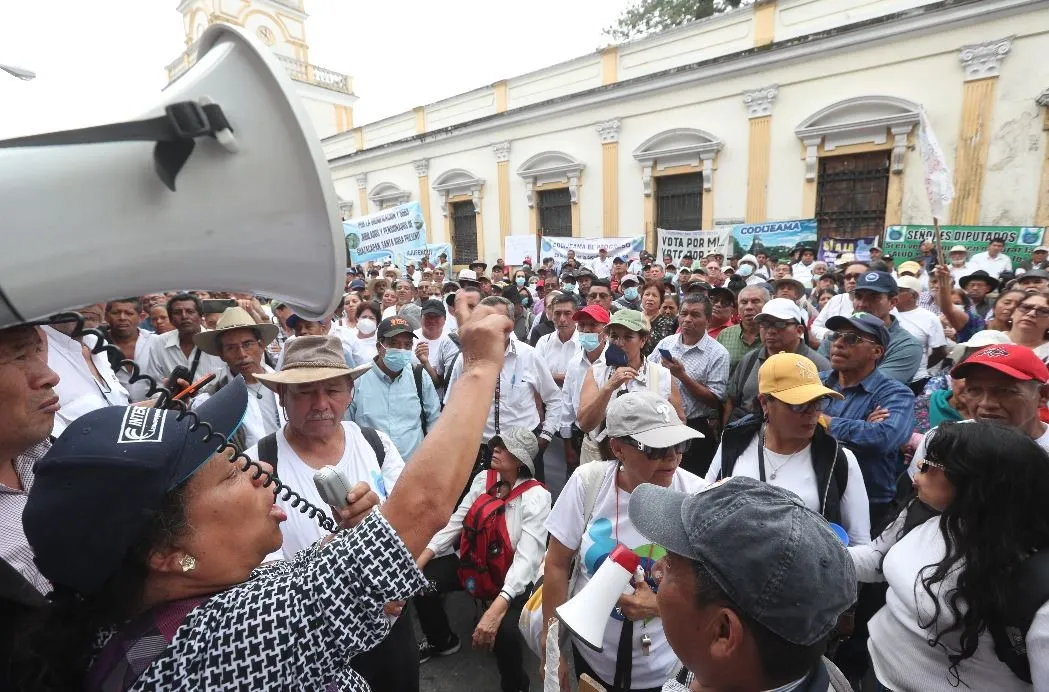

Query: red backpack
left=457, top=470, right=543, bottom=600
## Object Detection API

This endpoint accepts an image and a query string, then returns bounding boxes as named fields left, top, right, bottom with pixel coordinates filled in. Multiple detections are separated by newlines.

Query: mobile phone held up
left=659, top=348, right=675, bottom=362
left=314, top=466, right=351, bottom=509
left=605, top=343, right=630, bottom=368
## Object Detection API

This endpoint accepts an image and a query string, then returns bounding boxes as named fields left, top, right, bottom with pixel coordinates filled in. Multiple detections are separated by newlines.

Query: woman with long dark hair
left=847, top=421, right=1049, bottom=690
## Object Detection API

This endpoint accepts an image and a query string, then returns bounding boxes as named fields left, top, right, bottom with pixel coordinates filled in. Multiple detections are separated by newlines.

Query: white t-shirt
left=245, top=422, right=405, bottom=558
left=968, top=251, right=1013, bottom=279
left=546, top=461, right=708, bottom=689
left=705, top=437, right=871, bottom=545
left=896, top=307, right=947, bottom=382
left=414, top=328, right=458, bottom=398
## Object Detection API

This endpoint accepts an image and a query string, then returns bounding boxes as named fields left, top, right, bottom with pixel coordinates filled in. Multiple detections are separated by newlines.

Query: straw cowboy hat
left=254, top=335, right=371, bottom=390
left=193, top=306, right=278, bottom=356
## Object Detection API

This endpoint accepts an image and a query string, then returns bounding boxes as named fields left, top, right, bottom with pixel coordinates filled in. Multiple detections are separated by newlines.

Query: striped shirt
left=0, top=439, right=52, bottom=594
left=649, top=333, right=730, bottom=420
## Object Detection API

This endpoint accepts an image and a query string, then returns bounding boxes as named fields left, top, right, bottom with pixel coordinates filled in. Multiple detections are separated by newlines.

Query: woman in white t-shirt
left=706, top=352, right=871, bottom=545
left=347, top=301, right=381, bottom=366
left=848, top=421, right=1049, bottom=691
left=543, top=391, right=707, bottom=692
left=578, top=309, right=685, bottom=463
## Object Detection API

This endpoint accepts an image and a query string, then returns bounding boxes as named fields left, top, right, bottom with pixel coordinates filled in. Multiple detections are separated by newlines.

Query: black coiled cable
left=53, top=312, right=338, bottom=533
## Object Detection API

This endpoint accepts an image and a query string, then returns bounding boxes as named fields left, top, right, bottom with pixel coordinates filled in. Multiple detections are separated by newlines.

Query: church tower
left=165, top=1, right=356, bottom=141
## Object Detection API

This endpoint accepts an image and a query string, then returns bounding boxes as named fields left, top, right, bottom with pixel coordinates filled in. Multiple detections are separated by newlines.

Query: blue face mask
left=521, top=297, right=531, bottom=307
left=515, top=277, right=526, bottom=287
left=382, top=347, right=412, bottom=371
left=578, top=332, right=600, bottom=352
left=564, top=284, right=577, bottom=294
left=623, top=286, right=639, bottom=301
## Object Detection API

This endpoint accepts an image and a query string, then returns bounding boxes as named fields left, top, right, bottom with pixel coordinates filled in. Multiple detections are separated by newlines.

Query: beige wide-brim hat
left=255, top=335, right=372, bottom=391
left=193, top=307, right=279, bottom=356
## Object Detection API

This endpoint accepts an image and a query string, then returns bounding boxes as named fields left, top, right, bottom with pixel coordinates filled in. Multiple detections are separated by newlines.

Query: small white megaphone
left=556, top=544, right=642, bottom=651
left=0, top=23, right=345, bottom=328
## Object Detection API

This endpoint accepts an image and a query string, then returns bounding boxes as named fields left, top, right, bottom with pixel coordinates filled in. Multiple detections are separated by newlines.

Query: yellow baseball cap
left=758, top=353, right=844, bottom=406
left=898, top=261, right=922, bottom=276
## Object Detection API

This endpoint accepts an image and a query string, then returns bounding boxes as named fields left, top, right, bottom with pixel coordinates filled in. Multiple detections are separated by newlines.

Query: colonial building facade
left=323, top=0, right=1049, bottom=267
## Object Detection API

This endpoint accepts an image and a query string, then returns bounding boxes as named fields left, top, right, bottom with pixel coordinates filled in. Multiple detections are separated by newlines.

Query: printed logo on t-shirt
left=583, top=518, right=664, bottom=622
left=118, top=407, right=167, bottom=444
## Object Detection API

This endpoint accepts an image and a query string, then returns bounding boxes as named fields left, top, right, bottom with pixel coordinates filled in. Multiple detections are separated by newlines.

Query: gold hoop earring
left=180, top=555, right=197, bottom=573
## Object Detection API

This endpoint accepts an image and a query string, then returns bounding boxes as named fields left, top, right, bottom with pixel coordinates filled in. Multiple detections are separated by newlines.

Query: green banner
left=881, top=225, right=1045, bottom=265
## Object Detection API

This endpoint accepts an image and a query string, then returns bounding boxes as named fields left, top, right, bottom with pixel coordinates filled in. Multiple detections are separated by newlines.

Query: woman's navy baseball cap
left=24, top=378, right=248, bottom=596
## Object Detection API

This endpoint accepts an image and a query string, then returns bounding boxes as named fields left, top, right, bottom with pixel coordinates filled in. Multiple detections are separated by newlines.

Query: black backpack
left=256, top=427, right=386, bottom=476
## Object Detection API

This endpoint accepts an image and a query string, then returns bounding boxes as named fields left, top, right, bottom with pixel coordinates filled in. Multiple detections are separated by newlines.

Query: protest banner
left=344, top=202, right=427, bottom=264
left=728, top=220, right=817, bottom=262
left=539, top=235, right=644, bottom=265
left=657, top=229, right=732, bottom=264
left=881, top=225, right=1045, bottom=266
left=397, top=242, right=452, bottom=269
left=818, top=236, right=878, bottom=264
left=504, top=235, right=539, bottom=266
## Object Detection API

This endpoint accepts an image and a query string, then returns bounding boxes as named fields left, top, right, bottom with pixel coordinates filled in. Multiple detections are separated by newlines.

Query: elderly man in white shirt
left=947, top=245, right=972, bottom=285
left=967, top=237, right=1012, bottom=279
left=445, top=296, right=563, bottom=482
left=534, top=294, right=580, bottom=386
left=809, top=260, right=870, bottom=341
left=894, top=276, right=948, bottom=393
left=587, top=247, right=615, bottom=279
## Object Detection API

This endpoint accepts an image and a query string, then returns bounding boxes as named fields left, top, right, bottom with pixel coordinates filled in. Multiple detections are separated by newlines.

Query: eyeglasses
left=1014, top=303, right=1049, bottom=319
left=588, top=292, right=611, bottom=300
left=915, top=457, right=947, bottom=474
left=829, top=331, right=878, bottom=346
left=843, top=273, right=865, bottom=281
left=623, top=437, right=690, bottom=460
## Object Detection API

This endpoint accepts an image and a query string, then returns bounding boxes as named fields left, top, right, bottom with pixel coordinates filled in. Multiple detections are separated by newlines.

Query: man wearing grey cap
left=630, top=476, right=855, bottom=691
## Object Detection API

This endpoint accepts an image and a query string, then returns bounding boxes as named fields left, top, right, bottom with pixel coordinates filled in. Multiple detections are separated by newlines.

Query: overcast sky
left=0, top=0, right=632, bottom=138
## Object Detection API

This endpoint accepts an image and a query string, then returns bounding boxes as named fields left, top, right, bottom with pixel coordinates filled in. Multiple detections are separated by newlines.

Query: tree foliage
left=606, top=0, right=754, bottom=41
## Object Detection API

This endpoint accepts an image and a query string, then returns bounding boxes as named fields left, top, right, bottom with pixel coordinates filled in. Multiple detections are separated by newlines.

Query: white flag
left=919, top=109, right=954, bottom=221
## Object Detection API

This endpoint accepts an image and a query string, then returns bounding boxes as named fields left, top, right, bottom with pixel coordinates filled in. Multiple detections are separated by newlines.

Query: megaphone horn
left=556, top=545, right=641, bottom=652
left=0, top=24, right=344, bottom=329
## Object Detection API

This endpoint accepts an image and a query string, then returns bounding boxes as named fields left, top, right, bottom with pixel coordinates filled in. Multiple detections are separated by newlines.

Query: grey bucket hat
left=490, top=427, right=539, bottom=475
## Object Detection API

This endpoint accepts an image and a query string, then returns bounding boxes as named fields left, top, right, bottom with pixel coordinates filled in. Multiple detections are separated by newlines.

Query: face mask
left=623, top=286, right=639, bottom=301
left=382, top=347, right=412, bottom=371
left=666, top=272, right=676, bottom=280
left=564, top=284, right=577, bottom=294
left=578, top=332, right=600, bottom=352
left=515, top=277, right=526, bottom=287
left=521, top=297, right=531, bottom=307
left=357, top=317, right=377, bottom=335
left=738, top=264, right=754, bottom=277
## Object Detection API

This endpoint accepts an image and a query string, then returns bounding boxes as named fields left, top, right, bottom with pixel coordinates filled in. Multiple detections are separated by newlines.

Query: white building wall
left=300, top=96, right=338, bottom=140
left=506, top=56, right=603, bottom=111
left=328, top=0, right=1049, bottom=265
left=774, top=0, right=937, bottom=41
left=617, top=8, right=755, bottom=80
left=426, top=89, right=498, bottom=132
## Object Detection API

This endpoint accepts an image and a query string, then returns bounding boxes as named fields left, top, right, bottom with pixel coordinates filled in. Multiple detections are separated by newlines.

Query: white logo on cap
left=118, top=407, right=167, bottom=444
left=655, top=403, right=671, bottom=424
left=795, top=358, right=818, bottom=381
left=865, top=272, right=879, bottom=282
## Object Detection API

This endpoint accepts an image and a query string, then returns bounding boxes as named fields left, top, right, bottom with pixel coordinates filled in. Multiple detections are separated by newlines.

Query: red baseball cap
left=952, top=344, right=1049, bottom=382
left=573, top=304, right=611, bottom=324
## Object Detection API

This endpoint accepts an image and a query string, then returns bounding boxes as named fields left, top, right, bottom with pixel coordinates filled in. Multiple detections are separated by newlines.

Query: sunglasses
left=844, top=273, right=865, bottom=281
left=915, top=457, right=947, bottom=474
left=758, top=318, right=798, bottom=330
left=829, top=331, right=878, bottom=346
left=623, top=437, right=690, bottom=460
left=776, top=397, right=830, bottom=414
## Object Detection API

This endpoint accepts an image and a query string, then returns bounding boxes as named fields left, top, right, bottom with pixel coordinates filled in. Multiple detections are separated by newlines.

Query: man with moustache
left=105, top=297, right=155, bottom=400
left=0, top=323, right=62, bottom=685
left=145, top=293, right=226, bottom=386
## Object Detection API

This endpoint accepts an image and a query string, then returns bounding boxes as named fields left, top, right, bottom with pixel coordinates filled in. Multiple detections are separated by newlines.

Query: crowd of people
left=1, top=237, right=1048, bottom=692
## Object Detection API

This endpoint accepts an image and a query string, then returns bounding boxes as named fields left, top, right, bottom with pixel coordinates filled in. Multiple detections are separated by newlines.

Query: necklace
left=765, top=446, right=805, bottom=480
left=759, top=425, right=809, bottom=480
left=245, top=382, right=265, bottom=400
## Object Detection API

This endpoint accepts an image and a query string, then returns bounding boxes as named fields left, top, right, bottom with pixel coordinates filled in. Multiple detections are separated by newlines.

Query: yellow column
left=753, top=0, right=777, bottom=47
left=493, top=81, right=508, bottom=114
left=353, top=127, right=364, bottom=151
left=414, top=159, right=433, bottom=243
left=414, top=107, right=426, bottom=135
left=1035, top=92, right=1049, bottom=226
left=743, top=86, right=777, bottom=223
left=598, top=120, right=621, bottom=237
left=344, top=105, right=354, bottom=130
left=800, top=139, right=819, bottom=218
left=356, top=174, right=369, bottom=217
left=493, top=142, right=512, bottom=252
left=572, top=191, right=582, bottom=238
left=600, top=46, right=618, bottom=86
left=951, top=37, right=1012, bottom=225
left=335, top=106, right=345, bottom=133
left=475, top=194, right=487, bottom=260
left=702, top=159, right=716, bottom=230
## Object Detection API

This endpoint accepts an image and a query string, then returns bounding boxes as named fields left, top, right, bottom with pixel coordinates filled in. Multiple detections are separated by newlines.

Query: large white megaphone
left=0, top=23, right=344, bottom=328
left=556, top=544, right=642, bottom=651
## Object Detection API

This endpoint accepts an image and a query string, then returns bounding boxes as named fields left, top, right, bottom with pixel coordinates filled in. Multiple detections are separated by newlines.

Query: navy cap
left=348, top=279, right=366, bottom=290
left=852, top=270, right=898, bottom=295
left=24, top=379, right=249, bottom=596
left=825, top=312, right=891, bottom=347
left=630, top=477, right=856, bottom=646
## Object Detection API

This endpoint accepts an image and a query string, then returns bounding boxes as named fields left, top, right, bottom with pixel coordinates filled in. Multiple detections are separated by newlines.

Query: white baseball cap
left=756, top=298, right=807, bottom=324
left=604, top=391, right=703, bottom=447
left=948, top=245, right=967, bottom=254
left=896, top=276, right=922, bottom=293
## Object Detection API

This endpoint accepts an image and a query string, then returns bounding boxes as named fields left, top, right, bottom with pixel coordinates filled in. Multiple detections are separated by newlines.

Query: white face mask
left=357, top=317, right=377, bottom=335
